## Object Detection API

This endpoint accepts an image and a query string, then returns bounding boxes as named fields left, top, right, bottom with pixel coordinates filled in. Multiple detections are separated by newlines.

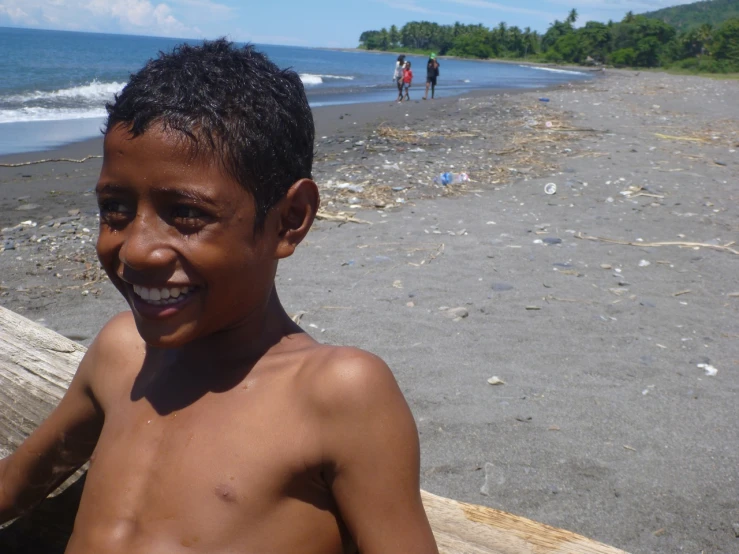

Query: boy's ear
left=274, top=178, right=320, bottom=259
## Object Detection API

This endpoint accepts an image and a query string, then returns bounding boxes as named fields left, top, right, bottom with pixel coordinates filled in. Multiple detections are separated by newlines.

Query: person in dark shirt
left=422, top=53, right=439, bottom=100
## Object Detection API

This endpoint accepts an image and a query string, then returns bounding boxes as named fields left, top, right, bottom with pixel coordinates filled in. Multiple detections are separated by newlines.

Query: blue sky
left=0, top=0, right=697, bottom=47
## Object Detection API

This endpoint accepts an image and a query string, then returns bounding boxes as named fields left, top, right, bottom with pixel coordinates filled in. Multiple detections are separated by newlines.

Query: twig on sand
left=315, top=209, right=371, bottom=224
left=545, top=127, right=603, bottom=133
left=575, top=232, right=739, bottom=255
left=407, top=243, right=445, bottom=267
left=0, top=155, right=102, bottom=167
left=654, top=133, right=709, bottom=144
left=425, top=243, right=445, bottom=264
left=620, top=185, right=664, bottom=199
left=545, top=295, right=592, bottom=304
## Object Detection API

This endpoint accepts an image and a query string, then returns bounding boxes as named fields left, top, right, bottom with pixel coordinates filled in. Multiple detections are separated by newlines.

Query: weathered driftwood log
left=0, top=305, right=628, bottom=553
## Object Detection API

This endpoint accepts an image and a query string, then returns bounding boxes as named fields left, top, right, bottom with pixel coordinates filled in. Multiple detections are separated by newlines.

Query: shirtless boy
left=0, top=40, right=438, bottom=554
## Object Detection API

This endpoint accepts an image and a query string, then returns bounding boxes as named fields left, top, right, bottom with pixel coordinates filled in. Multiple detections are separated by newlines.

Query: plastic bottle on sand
left=434, top=172, right=469, bottom=186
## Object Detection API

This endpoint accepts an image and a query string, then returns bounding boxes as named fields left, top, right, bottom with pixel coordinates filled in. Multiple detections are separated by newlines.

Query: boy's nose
left=118, top=214, right=177, bottom=275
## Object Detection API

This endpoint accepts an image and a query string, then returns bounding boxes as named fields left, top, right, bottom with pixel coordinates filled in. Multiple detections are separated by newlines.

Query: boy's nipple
left=214, top=483, right=238, bottom=503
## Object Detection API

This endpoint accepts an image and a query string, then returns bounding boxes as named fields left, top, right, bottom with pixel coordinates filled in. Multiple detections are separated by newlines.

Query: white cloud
left=84, top=0, right=191, bottom=35
left=0, top=0, right=205, bottom=37
left=0, top=5, right=37, bottom=25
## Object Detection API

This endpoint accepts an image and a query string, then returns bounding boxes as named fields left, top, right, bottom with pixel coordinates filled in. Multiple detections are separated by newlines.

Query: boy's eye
left=98, top=199, right=134, bottom=226
left=99, top=200, right=131, bottom=214
left=172, top=205, right=207, bottom=221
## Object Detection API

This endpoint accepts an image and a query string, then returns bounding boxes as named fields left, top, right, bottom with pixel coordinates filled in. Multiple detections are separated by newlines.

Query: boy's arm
left=318, top=349, right=438, bottom=554
left=0, top=316, right=118, bottom=523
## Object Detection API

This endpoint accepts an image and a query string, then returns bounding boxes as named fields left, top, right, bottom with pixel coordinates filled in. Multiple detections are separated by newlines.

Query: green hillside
left=642, top=0, right=739, bottom=32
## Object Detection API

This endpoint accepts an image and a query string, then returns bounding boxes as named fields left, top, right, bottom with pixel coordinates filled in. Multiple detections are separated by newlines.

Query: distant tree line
left=358, top=10, right=739, bottom=73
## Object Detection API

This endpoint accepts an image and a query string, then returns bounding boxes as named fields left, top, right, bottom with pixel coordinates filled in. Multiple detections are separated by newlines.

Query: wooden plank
left=0, top=305, right=629, bottom=553
left=421, top=491, right=626, bottom=554
left=0, top=306, right=85, bottom=459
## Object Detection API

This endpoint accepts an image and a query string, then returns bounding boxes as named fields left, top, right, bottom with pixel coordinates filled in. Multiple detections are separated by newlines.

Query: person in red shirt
left=401, top=61, right=413, bottom=102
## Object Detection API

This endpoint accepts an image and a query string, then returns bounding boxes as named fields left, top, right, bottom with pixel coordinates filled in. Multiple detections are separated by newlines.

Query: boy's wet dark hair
left=105, top=38, right=314, bottom=229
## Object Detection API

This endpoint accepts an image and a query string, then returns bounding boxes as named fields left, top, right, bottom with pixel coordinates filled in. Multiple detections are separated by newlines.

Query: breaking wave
left=523, top=66, right=586, bottom=76
left=3, top=80, right=125, bottom=104
left=0, top=107, right=107, bottom=124
left=299, top=73, right=355, bottom=86
left=0, top=80, right=123, bottom=124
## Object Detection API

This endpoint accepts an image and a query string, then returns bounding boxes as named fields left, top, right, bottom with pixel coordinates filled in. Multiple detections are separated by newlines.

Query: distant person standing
left=393, top=54, right=406, bottom=102
left=423, top=53, right=440, bottom=100
left=401, top=61, right=413, bottom=102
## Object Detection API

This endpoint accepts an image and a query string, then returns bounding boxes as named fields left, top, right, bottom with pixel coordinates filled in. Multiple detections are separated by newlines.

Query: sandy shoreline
left=1, top=71, right=738, bottom=553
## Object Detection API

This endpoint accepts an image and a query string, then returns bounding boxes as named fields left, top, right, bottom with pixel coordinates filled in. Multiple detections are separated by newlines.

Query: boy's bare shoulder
left=84, top=311, right=146, bottom=387
left=295, top=344, right=405, bottom=415
left=90, top=311, right=145, bottom=356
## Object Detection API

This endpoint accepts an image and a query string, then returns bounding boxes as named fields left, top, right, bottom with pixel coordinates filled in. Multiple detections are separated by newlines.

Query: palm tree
left=697, top=23, right=713, bottom=56
left=389, top=25, right=400, bottom=48
left=508, top=26, right=524, bottom=56
left=496, top=21, right=508, bottom=51
left=567, top=9, right=578, bottom=25
left=379, top=28, right=389, bottom=50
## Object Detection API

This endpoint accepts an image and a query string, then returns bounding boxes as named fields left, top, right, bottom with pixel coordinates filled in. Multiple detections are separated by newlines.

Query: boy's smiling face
left=96, top=123, right=283, bottom=348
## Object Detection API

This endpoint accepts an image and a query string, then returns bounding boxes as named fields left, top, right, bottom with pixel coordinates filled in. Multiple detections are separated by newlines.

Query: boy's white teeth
left=132, top=285, right=193, bottom=305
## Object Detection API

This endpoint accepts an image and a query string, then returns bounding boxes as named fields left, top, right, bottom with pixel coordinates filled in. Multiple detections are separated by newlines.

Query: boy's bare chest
left=71, top=379, right=344, bottom=553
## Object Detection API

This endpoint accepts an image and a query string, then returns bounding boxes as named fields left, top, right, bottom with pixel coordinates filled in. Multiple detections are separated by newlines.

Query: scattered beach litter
left=290, top=311, right=307, bottom=324
left=442, top=306, right=468, bottom=321
left=487, top=376, right=505, bottom=386
left=697, top=363, right=718, bottom=377
left=433, top=172, right=469, bottom=186
left=314, top=99, right=592, bottom=216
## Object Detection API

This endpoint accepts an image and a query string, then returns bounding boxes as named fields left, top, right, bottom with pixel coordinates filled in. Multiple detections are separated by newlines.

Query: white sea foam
left=523, top=66, right=585, bottom=76
left=299, top=73, right=355, bottom=86
left=300, top=74, right=324, bottom=86
left=0, top=107, right=107, bottom=124
left=3, top=80, right=125, bottom=104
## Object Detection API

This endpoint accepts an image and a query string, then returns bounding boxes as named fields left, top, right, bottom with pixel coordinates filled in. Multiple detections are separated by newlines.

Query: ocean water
left=0, top=26, right=592, bottom=156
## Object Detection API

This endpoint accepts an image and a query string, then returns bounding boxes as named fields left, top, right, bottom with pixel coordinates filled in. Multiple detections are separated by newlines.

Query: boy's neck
left=182, top=287, right=300, bottom=364
left=132, top=288, right=305, bottom=414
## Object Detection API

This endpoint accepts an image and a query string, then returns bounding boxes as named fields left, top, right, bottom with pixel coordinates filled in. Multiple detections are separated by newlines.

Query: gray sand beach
left=1, top=70, right=738, bottom=553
